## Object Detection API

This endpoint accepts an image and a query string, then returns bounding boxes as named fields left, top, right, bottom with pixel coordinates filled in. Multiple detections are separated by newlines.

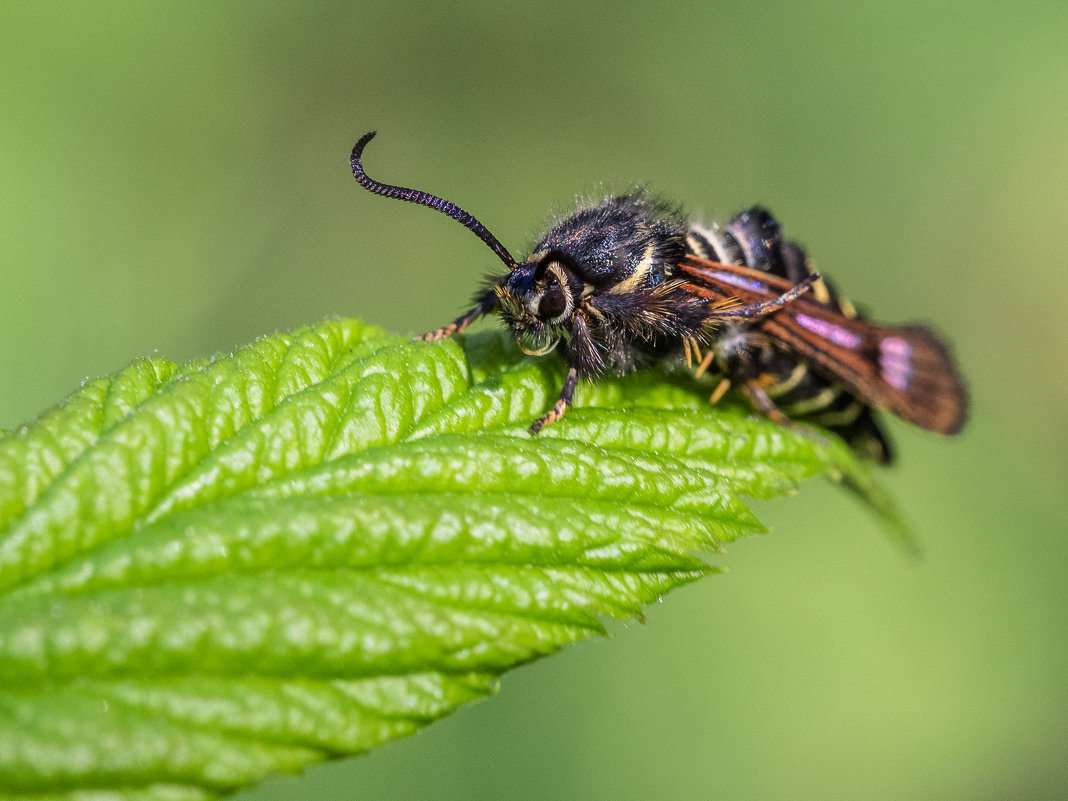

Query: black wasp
left=350, top=131, right=967, bottom=461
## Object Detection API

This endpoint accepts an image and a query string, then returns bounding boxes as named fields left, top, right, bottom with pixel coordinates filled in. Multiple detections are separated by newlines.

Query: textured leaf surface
left=0, top=319, right=892, bottom=799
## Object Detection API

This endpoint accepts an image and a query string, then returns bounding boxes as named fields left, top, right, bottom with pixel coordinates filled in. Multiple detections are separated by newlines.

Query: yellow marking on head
left=838, top=296, right=858, bottom=319
left=543, top=261, right=575, bottom=322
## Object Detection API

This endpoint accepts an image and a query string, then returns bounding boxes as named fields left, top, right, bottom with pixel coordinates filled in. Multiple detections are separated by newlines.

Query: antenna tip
left=351, top=130, right=378, bottom=164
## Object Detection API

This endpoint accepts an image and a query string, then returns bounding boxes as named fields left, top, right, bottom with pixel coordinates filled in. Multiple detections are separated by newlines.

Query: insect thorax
left=529, top=194, right=688, bottom=292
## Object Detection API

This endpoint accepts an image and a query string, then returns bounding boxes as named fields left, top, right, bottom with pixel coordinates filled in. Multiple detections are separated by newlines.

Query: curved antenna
left=351, top=131, right=518, bottom=271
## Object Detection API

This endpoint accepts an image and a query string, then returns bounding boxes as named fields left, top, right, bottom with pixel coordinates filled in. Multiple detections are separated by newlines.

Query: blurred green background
left=2, top=2, right=1065, bottom=799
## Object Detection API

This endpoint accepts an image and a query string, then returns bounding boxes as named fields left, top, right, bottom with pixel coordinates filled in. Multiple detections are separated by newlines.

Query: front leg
left=530, top=366, right=579, bottom=435
left=417, top=289, right=498, bottom=342
left=528, top=308, right=603, bottom=434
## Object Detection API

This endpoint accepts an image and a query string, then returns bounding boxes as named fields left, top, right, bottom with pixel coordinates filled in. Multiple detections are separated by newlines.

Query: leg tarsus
left=694, top=348, right=716, bottom=379
left=417, top=290, right=498, bottom=342
left=741, top=381, right=794, bottom=427
left=742, top=380, right=830, bottom=447
left=530, top=366, right=579, bottom=434
left=709, top=377, right=731, bottom=404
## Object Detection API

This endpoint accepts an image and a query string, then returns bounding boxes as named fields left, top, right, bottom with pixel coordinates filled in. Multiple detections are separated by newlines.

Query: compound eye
left=538, top=280, right=567, bottom=319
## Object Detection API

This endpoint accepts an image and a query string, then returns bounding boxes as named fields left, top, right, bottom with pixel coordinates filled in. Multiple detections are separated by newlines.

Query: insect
left=350, top=131, right=967, bottom=460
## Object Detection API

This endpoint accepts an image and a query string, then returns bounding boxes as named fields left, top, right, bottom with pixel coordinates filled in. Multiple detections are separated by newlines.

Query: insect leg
left=740, top=377, right=831, bottom=452
left=740, top=381, right=794, bottom=427
left=711, top=328, right=805, bottom=427
left=717, top=273, right=820, bottom=322
left=708, top=377, right=731, bottom=404
left=694, top=348, right=716, bottom=378
left=682, top=337, right=695, bottom=368
left=418, top=289, right=498, bottom=342
left=530, top=366, right=579, bottom=435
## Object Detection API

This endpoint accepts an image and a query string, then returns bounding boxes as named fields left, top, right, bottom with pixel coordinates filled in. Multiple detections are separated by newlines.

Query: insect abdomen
left=686, top=206, right=893, bottom=462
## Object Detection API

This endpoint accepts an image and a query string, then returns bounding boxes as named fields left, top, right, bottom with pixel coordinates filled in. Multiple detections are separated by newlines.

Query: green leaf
left=0, top=319, right=896, bottom=800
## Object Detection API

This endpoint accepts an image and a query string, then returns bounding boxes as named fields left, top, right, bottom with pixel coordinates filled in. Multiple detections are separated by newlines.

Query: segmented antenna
left=350, top=131, right=518, bottom=271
